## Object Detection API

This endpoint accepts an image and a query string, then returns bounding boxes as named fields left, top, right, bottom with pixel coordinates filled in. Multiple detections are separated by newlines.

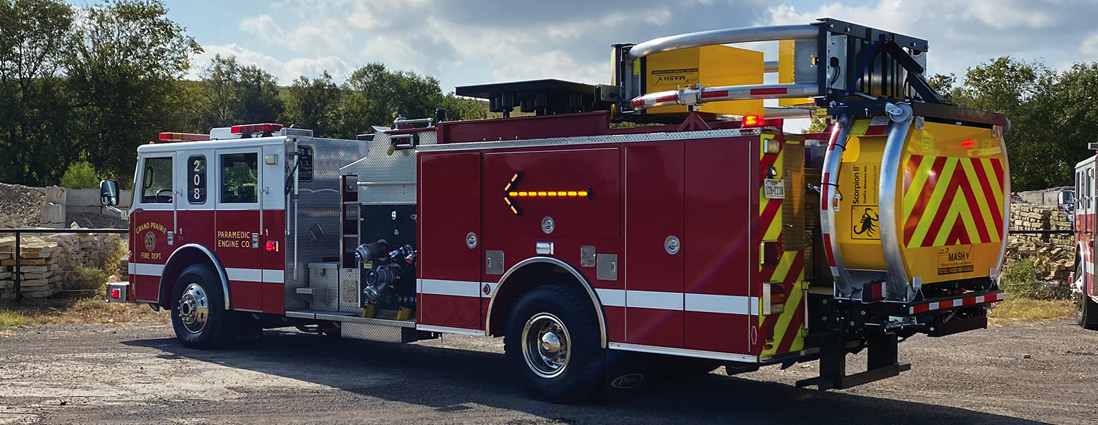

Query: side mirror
left=100, top=180, right=119, bottom=206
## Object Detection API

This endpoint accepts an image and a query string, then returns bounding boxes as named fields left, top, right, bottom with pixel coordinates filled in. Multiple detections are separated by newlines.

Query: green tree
left=951, top=57, right=1063, bottom=191
left=0, top=0, right=76, bottom=185
left=342, top=63, right=445, bottom=133
left=440, top=93, right=489, bottom=121
left=283, top=72, right=343, bottom=137
left=66, top=0, right=201, bottom=181
left=200, top=55, right=284, bottom=128
left=59, top=160, right=98, bottom=188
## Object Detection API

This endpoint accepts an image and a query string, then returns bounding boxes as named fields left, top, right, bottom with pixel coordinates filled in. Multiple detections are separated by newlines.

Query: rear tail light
left=763, top=282, right=787, bottom=315
left=863, top=280, right=885, bottom=302
left=266, top=241, right=278, bottom=252
left=110, top=288, right=121, bottom=299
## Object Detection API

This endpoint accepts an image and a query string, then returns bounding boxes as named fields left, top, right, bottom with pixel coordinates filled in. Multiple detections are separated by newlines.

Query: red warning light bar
left=158, top=132, right=211, bottom=142
left=230, top=123, right=284, bottom=135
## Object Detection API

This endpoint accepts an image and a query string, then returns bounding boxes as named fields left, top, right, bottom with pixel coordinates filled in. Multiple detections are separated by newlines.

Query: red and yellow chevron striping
left=902, top=154, right=1004, bottom=248
left=756, top=134, right=806, bottom=356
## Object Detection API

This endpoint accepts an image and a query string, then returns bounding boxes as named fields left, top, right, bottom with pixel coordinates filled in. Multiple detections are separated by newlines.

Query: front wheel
left=504, top=285, right=604, bottom=403
left=171, top=264, right=233, bottom=348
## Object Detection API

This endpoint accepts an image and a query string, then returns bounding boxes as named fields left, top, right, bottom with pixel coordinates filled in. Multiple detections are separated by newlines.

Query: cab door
left=214, top=147, right=264, bottom=312
left=131, top=154, right=176, bottom=303
left=175, top=151, right=215, bottom=254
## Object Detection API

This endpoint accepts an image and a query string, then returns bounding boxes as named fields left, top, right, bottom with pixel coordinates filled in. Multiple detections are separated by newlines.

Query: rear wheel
left=1074, top=262, right=1098, bottom=330
left=505, top=285, right=604, bottom=403
left=171, top=265, right=233, bottom=348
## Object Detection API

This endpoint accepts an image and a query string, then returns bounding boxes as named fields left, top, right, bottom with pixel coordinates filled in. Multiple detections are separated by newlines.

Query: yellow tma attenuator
left=834, top=118, right=1007, bottom=285
left=642, top=45, right=764, bottom=117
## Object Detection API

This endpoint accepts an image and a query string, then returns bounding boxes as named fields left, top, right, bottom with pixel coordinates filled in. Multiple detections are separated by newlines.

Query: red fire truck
left=103, top=18, right=1010, bottom=402
left=1074, top=153, right=1098, bottom=329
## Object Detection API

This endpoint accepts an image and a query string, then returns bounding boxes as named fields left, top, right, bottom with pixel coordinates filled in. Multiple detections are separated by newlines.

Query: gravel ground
left=0, top=319, right=1095, bottom=424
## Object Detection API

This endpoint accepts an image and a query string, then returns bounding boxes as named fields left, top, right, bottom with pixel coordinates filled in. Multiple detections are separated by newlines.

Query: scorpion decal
left=853, top=208, right=879, bottom=237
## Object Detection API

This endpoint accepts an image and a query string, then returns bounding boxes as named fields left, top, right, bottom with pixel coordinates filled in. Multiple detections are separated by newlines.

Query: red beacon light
left=740, top=115, right=782, bottom=129
left=230, top=123, right=284, bottom=137
left=158, top=132, right=211, bottom=142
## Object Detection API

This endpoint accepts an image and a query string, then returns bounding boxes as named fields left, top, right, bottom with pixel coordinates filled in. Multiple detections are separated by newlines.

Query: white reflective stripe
left=928, top=302, right=939, bottom=311
left=974, top=295, right=985, bottom=303
left=128, top=262, right=136, bottom=275
left=420, top=279, right=482, bottom=298
left=263, top=269, right=284, bottom=283
left=132, top=263, right=165, bottom=276
left=626, top=290, right=683, bottom=310
left=685, top=293, right=756, bottom=315
left=481, top=282, right=498, bottom=298
left=596, top=288, right=626, bottom=307
left=226, top=267, right=263, bottom=282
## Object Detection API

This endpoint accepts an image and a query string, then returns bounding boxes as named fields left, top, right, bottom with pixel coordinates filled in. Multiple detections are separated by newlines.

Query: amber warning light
left=502, top=172, right=592, bottom=216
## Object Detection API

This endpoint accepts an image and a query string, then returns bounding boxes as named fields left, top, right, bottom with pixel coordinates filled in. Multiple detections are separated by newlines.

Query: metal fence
left=0, top=228, right=128, bottom=302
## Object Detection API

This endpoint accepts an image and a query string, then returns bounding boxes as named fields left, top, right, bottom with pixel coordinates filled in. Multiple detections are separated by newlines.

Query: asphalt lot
left=0, top=318, right=1095, bottom=424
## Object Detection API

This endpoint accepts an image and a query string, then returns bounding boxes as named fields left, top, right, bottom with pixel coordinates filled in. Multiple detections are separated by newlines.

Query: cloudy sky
left=76, top=0, right=1098, bottom=92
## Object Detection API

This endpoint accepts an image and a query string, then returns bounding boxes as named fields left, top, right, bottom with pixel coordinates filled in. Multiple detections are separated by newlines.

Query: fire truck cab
left=107, top=18, right=1011, bottom=402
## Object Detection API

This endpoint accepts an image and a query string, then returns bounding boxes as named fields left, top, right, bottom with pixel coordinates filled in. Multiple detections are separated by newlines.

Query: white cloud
left=1082, top=32, right=1098, bottom=59
left=189, top=44, right=353, bottom=84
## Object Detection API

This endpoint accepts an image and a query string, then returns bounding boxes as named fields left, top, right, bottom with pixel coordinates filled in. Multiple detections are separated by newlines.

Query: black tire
left=171, top=264, right=233, bottom=349
left=1078, top=291, right=1098, bottom=331
left=504, top=285, right=604, bottom=403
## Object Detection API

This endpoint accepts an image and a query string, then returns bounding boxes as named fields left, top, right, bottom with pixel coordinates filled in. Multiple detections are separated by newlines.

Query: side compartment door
left=417, top=152, right=483, bottom=330
left=131, top=154, right=176, bottom=303
left=683, top=139, right=754, bottom=355
left=214, top=148, right=264, bottom=312
left=624, top=143, right=685, bottom=348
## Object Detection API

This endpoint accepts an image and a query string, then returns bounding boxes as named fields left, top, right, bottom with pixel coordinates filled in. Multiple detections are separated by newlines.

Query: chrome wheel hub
left=178, top=283, right=209, bottom=334
left=522, top=313, right=571, bottom=379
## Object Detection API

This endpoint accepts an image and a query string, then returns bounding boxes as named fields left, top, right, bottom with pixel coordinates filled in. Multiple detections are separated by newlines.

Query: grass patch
left=0, top=310, right=41, bottom=327
left=989, top=297, right=1074, bottom=324
left=1000, top=257, right=1069, bottom=300
left=0, top=294, right=168, bottom=328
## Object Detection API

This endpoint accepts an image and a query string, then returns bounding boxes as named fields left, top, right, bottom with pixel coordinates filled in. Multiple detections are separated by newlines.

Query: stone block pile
left=1009, top=203, right=1072, bottom=247
left=0, top=229, right=124, bottom=300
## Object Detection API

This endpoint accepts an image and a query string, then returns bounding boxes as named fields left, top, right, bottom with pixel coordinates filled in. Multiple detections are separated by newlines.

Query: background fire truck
left=102, top=18, right=1010, bottom=402
left=1074, top=151, right=1098, bottom=329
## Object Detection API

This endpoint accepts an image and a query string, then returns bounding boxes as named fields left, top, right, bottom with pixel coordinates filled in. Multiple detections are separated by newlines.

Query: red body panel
left=418, top=130, right=764, bottom=357
left=624, top=143, right=685, bottom=348
left=215, top=209, right=264, bottom=311
left=417, top=152, right=483, bottom=330
left=682, top=139, right=755, bottom=354
left=262, top=210, right=286, bottom=314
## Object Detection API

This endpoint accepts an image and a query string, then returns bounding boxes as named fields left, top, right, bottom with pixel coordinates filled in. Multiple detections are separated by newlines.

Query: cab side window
left=221, top=153, right=258, bottom=203
left=140, top=157, right=173, bottom=204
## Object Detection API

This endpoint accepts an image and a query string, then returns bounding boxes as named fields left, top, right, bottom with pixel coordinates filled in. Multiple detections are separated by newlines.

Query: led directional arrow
left=503, top=172, right=592, bottom=216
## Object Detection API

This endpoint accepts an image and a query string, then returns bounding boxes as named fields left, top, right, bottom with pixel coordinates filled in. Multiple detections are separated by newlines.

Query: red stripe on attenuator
left=908, top=291, right=1004, bottom=314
